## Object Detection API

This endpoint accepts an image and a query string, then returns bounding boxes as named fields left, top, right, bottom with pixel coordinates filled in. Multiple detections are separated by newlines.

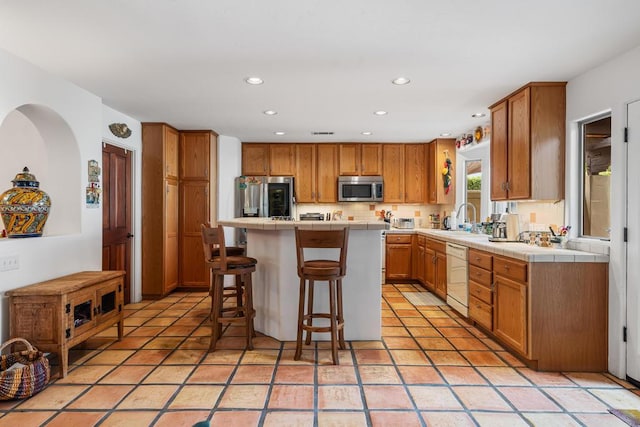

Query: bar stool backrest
left=201, top=223, right=228, bottom=271
left=294, top=227, right=349, bottom=276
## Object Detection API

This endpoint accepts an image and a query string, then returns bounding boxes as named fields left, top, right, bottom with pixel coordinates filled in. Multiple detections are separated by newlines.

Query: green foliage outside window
left=467, top=175, right=481, bottom=190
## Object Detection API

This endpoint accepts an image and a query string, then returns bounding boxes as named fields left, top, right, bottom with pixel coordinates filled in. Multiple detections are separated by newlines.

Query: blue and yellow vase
left=0, top=167, right=51, bottom=238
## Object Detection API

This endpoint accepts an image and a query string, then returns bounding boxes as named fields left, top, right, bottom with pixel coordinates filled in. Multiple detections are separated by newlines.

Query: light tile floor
left=1, top=283, right=639, bottom=426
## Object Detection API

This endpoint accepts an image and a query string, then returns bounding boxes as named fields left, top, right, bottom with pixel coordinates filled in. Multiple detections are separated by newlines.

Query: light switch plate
left=0, top=255, right=19, bottom=271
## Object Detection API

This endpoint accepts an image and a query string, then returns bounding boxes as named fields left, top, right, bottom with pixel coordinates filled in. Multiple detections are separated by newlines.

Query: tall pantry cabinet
left=142, top=124, right=216, bottom=297
left=142, top=123, right=180, bottom=298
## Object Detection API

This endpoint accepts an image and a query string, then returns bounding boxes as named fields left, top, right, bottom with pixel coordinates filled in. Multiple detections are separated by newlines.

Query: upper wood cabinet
left=339, top=144, right=382, bottom=176
left=242, top=143, right=269, bottom=175
left=165, top=126, right=179, bottom=179
left=426, top=138, right=456, bottom=205
left=316, top=144, right=339, bottom=202
left=295, top=144, right=317, bottom=203
left=404, top=144, right=427, bottom=203
left=269, top=144, right=296, bottom=176
left=382, top=144, right=404, bottom=203
left=180, top=131, right=210, bottom=180
left=489, top=82, right=566, bottom=201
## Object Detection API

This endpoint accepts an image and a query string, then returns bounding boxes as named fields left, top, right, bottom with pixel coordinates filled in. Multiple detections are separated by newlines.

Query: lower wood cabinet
left=468, top=249, right=494, bottom=331
left=385, top=234, right=413, bottom=281
left=7, top=271, right=125, bottom=378
left=493, top=273, right=528, bottom=354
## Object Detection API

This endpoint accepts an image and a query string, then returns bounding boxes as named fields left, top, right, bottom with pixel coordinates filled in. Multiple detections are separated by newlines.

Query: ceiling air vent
left=311, top=131, right=334, bottom=136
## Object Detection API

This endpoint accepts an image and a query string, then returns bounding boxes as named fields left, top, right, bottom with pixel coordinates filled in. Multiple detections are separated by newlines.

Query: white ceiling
left=1, top=0, right=640, bottom=143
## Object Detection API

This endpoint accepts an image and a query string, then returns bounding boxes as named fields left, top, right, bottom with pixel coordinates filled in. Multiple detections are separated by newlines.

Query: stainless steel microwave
left=338, top=176, right=384, bottom=202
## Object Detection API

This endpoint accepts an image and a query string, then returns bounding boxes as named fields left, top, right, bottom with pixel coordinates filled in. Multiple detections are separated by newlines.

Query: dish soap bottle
left=449, top=210, right=457, bottom=230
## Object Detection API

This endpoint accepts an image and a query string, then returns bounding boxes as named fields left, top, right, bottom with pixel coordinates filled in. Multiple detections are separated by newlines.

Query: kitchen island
left=218, top=218, right=388, bottom=341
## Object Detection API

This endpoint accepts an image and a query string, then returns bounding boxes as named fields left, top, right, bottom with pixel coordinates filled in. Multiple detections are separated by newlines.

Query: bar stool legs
left=294, top=276, right=346, bottom=365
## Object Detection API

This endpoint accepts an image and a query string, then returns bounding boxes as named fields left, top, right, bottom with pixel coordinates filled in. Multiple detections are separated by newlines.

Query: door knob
left=126, top=233, right=134, bottom=239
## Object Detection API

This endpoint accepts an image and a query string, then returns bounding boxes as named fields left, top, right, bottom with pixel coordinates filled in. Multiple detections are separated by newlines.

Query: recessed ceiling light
left=472, top=112, right=486, bottom=118
left=374, top=110, right=388, bottom=116
left=274, top=131, right=286, bottom=135
left=361, top=131, right=373, bottom=136
left=263, top=110, right=278, bottom=116
left=392, top=77, right=410, bottom=85
left=245, top=77, right=263, bottom=85
left=440, top=132, right=451, bottom=137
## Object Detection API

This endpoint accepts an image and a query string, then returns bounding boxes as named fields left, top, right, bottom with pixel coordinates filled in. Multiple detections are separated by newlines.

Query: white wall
left=566, top=45, right=640, bottom=378
left=217, top=135, right=242, bottom=243
left=101, top=105, right=142, bottom=302
left=0, top=48, right=104, bottom=339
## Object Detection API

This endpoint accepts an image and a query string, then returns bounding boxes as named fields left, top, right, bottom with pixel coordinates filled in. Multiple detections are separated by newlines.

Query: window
left=580, top=114, right=611, bottom=239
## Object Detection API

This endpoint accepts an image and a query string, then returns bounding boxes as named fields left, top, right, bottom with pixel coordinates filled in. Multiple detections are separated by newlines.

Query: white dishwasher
left=446, top=242, right=469, bottom=316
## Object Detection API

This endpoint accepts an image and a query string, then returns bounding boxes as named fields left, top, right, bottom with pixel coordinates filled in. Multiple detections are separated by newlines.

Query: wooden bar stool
left=204, top=222, right=245, bottom=314
left=201, top=224, right=257, bottom=352
left=294, top=226, right=349, bottom=365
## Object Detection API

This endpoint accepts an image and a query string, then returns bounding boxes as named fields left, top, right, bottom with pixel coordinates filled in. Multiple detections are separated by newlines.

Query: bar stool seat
left=201, top=224, right=257, bottom=352
left=294, top=227, right=349, bottom=365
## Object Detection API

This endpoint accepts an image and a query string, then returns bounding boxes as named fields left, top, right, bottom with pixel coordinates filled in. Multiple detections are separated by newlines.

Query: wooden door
left=434, top=252, right=447, bottom=300
left=165, top=179, right=179, bottom=292
left=295, top=144, right=316, bottom=203
left=180, top=132, right=210, bottom=179
left=242, top=144, right=269, bottom=175
left=361, top=144, right=382, bottom=175
left=164, top=126, right=179, bottom=179
left=490, top=101, right=509, bottom=200
left=102, top=144, right=132, bottom=304
left=385, top=244, right=412, bottom=280
left=493, top=274, right=527, bottom=354
left=179, top=180, right=209, bottom=288
left=316, top=144, right=339, bottom=202
left=508, top=88, right=531, bottom=199
left=382, top=144, right=404, bottom=203
left=338, top=144, right=360, bottom=175
left=269, top=144, right=296, bottom=176
left=404, top=144, right=426, bottom=203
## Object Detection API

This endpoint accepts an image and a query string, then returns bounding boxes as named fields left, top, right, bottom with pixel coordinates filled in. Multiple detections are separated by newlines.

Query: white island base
left=241, top=226, right=382, bottom=342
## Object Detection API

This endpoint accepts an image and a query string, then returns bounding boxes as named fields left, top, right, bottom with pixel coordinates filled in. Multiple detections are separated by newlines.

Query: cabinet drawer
left=469, top=280, right=492, bottom=305
left=469, top=296, right=492, bottom=330
left=426, top=239, right=446, bottom=253
left=469, top=265, right=492, bottom=286
left=494, top=256, right=528, bottom=283
left=387, top=234, right=412, bottom=244
left=469, top=249, right=493, bottom=270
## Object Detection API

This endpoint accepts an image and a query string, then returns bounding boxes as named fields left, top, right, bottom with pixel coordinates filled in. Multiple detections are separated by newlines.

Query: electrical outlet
left=0, top=255, right=19, bottom=271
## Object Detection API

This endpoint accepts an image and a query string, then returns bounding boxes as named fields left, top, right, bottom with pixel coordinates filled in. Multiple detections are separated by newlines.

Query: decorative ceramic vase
left=0, top=167, right=51, bottom=238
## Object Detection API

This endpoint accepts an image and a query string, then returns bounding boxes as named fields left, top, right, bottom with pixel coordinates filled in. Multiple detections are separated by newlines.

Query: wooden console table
left=6, top=271, right=125, bottom=378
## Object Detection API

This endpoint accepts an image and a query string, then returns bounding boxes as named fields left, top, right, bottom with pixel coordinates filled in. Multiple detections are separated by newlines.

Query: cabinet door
left=413, top=241, right=426, bottom=284
left=96, top=279, right=122, bottom=326
left=424, top=247, right=436, bottom=292
left=385, top=244, right=412, bottom=280
left=361, top=144, right=382, bottom=176
left=382, top=144, right=404, bottom=203
left=432, top=139, right=456, bottom=204
left=434, top=251, right=447, bottom=300
left=339, top=144, right=360, bottom=175
left=404, top=144, right=427, bottom=203
left=164, top=180, right=179, bottom=292
left=493, top=274, right=527, bottom=354
left=490, top=101, right=509, bottom=200
left=316, top=144, right=339, bottom=202
left=164, top=126, right=179, bottom=179
left=507, top=88, right=531, bottom=199
left=242, top=144, right=269, bottom=175
left=295, top=144, right=316, bottom=203
left=180, top=132, right=210, bottom=180
left=427, top=143, right=437, bottom=204
left=68, top=289, right=97, bottom=339
left=270, top=144, right=296, bottom=176
left=179, top=181, right=209, bottom=288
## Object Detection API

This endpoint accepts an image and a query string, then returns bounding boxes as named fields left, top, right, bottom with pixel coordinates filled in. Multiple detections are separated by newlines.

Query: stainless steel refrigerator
left=234, top=176, right=295, bottom=245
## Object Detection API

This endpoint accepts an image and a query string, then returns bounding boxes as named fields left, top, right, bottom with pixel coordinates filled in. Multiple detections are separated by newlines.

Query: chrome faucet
left=455, top=203, right=477, bottom=232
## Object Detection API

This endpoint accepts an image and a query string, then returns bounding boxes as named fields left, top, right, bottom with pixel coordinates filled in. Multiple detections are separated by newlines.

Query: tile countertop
left=386, top=228, right=609, bottom=263
left=218, top=217, right=390, bottom=231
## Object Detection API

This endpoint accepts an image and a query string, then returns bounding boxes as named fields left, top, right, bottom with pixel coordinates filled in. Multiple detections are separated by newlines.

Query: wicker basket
left=0, top=338, right=50, bottom=400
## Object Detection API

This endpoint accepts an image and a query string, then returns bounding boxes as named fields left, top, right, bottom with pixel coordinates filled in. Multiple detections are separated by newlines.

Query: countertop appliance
left=299, top=212, right=325, bottom=221
left=338, top=176, right=383, bottom=202
left=234, top=176, right=295, bottom=244
left=392, top=218, right=415, bottom=229
left=446, top=242, right=469, bottom=316
left=489, top=213, right=520, bottom=242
